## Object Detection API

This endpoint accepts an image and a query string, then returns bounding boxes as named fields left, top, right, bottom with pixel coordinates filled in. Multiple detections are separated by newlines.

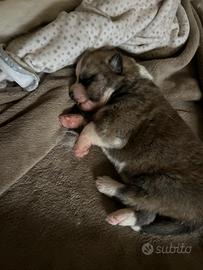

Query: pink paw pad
left=59, top=114, right=86, bottom=129
left=106, top=209, right=137, bottom=227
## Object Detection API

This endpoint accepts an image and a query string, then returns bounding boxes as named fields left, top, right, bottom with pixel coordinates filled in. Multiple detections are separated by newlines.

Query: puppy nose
left=69, top=83, right=88, bottom=104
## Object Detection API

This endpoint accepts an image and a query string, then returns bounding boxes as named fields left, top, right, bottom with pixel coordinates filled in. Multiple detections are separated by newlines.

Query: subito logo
left=142, top=243, right=154, bottom=255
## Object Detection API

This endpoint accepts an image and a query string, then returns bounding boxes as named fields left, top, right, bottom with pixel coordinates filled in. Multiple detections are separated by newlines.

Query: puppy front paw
left=73, top=122, right=97, bottom=158
left=73, top=135, right=92, bottom=158
left=74, top=143, right=91, bottom=158
left=59, top=114, right=86, bottom=129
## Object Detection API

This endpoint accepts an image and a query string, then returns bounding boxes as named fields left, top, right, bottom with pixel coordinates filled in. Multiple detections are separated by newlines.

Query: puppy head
left=69, top=48, right=152, bottom=111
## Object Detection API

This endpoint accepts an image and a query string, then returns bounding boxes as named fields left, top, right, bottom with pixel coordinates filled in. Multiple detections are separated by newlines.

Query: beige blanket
left=0, top=0, right=203, bottom=269
left=0, top=0, right=82, bottom=43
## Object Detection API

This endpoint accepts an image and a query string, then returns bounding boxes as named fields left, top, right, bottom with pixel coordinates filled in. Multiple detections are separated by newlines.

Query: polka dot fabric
left=6, top=0, right=189, bottom=73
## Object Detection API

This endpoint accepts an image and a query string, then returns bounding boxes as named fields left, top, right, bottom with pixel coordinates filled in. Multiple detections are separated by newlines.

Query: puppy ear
left=109, top=53, right=123, bottom=74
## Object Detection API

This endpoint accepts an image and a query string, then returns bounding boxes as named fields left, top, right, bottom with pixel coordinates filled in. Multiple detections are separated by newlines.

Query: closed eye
left=79, top=75, right=96, bottom=87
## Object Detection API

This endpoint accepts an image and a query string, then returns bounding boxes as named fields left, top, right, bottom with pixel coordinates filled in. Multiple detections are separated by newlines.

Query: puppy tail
left=140, top=220, right=201, bottom=236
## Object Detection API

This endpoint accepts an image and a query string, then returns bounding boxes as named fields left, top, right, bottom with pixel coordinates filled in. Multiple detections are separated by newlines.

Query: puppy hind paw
left=106, top=208, right=137, bottom=226
left=95, top=176, right=124, bottom=197
left=131, top=225, right=141, bottom=232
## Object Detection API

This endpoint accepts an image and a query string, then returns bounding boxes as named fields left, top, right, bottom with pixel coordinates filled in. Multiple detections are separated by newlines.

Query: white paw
left=131, top=225, right=141, bottom=232
left=96, top=176, right=124, bottom=197
left=106, top=208, right=137, bottom=226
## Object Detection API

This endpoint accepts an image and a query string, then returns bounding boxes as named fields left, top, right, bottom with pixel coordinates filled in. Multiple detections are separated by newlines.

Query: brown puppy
left=60, top=48, right=203, bottom=235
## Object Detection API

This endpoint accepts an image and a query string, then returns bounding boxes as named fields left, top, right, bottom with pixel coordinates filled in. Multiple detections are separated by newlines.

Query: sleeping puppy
left=59, top=48, right=203, bottom=235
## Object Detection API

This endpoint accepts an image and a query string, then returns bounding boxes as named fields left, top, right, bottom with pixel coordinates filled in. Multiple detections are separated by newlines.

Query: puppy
left=60, top=48, right=203, bottom=235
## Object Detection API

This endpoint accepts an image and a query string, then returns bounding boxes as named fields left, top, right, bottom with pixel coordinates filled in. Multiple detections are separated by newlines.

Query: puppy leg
left=59, top=114, right=87, bottom=129
left=73, top=122, right=95, bottom=158
left=96, top=174, right=194, bottom=223
left=96, top=177, right=156, bottom=231
left=96, top=176, right=125, bottom=197
left=74, top=122, right=125, bottom=158
left=73, top=122, right=104, bottom=158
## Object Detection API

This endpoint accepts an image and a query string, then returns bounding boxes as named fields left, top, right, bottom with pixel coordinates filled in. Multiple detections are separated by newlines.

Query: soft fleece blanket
left=0, top=0, right=190, bottom=91
left=5, top=0, right=189, bottom=74
left=0, top=0, right=203, bottom=269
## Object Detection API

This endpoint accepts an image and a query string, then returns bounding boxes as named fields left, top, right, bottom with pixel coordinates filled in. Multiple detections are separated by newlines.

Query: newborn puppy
left=60, top=48, right=203, bottom=235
